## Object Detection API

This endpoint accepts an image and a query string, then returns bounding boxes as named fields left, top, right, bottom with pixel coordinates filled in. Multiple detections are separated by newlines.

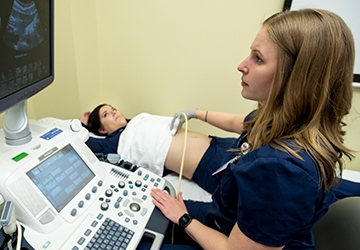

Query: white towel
left=117, top=113, right=173, bottom=176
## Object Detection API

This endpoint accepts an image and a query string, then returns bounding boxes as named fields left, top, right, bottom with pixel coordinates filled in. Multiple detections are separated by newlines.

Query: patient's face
left=98, top=105, right=127, bottom=135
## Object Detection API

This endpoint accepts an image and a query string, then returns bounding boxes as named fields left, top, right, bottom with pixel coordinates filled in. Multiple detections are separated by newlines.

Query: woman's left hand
left=151, top=189, right=188, bottom=224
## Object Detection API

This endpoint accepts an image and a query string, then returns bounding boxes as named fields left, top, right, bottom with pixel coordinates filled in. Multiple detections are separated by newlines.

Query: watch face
left=179, top=213, right=192, bottom=228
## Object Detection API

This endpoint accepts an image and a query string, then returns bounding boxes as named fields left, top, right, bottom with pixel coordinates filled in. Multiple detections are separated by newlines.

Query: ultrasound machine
left=0, top=1, right=175, bottom=249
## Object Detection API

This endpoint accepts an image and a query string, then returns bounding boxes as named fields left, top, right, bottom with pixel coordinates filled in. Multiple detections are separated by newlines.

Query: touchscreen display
left=27, top=144, right=95, bottom=212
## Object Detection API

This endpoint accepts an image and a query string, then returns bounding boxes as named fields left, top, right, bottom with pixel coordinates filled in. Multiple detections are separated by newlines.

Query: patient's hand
left=80, top=111, right=91, bottom=126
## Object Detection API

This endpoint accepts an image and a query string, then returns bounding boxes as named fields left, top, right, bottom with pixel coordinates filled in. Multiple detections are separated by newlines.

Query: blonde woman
left=150, top=9, right=356, bottom=249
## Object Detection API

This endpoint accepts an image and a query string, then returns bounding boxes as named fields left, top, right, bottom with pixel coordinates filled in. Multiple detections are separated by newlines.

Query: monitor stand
left=2, top=101, right=32, bottom=146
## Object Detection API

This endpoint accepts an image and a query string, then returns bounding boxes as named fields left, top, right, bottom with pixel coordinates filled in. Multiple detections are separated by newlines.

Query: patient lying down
left=80, top=104, right=234, bottom=194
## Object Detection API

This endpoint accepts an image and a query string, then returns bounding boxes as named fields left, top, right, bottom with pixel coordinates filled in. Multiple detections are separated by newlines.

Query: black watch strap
left=178, top=213, right=193, bottom=228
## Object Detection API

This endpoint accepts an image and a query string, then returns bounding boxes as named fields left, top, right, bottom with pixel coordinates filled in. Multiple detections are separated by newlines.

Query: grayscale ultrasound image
left=3, top=0, right=44, bottom=51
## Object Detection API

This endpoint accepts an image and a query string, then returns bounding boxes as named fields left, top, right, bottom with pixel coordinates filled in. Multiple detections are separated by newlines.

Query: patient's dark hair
left=87, top=104, right=107, bottom=136
left=87, top=103, right=130, bottom=136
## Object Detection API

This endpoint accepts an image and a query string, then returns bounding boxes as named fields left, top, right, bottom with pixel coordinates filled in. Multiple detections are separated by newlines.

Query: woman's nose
left=237, top=60, right=248, bottom=74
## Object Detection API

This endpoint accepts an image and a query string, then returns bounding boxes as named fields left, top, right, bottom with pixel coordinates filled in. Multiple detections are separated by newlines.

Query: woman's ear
left=98, top=127, right=107, bottom=135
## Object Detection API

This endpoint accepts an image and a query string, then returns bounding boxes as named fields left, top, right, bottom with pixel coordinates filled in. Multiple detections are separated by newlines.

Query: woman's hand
left=80, top=111, right=91, bottom=126
left=169, top=109, right=197, bottom=133
left=151, top=189, right=188, bottom=224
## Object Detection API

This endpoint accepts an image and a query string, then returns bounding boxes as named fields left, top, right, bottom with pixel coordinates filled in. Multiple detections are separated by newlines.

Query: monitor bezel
left=282, top=0, right=359, bottom=83
left=0, top=0, right=55, bottom=114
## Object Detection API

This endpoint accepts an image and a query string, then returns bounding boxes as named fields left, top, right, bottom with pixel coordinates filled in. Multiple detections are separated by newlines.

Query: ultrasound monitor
left=0, top=0, right=54, bottom=145
left=26, top=144, right=95, bottom=213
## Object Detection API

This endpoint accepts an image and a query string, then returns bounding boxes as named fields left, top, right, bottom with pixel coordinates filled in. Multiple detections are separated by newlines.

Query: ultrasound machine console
left=0, top=119, right=175, bottom=250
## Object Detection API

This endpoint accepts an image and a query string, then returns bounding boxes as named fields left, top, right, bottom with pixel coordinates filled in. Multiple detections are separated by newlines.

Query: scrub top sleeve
left=232, top=156, right=321, bottom=247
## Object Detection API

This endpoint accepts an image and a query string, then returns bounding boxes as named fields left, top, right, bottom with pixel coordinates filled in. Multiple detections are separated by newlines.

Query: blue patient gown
left=85, top=128, right=123, bottom=154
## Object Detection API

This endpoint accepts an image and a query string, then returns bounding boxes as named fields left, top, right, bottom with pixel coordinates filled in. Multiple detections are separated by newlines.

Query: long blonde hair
left=244, top=9, right=355, bottom=190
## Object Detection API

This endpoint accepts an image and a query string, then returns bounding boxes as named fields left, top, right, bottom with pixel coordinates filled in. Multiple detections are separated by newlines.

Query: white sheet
left=117, top=113, right=173, bottom=176
left=342, top=169, right=360, bottom=182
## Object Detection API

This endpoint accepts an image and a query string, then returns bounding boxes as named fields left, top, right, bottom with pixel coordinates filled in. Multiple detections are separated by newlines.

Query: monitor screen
left=26, top=144, right=95, bottom=212
left=0, top=0, right=54, bottom=114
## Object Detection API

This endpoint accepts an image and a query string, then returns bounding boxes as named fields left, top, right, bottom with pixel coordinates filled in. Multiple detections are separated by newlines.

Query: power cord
left=1, top=201, right=22, bottom=250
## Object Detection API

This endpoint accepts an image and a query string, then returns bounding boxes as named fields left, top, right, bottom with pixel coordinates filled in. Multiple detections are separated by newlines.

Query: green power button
left=12, top=152, right=28, bottom=162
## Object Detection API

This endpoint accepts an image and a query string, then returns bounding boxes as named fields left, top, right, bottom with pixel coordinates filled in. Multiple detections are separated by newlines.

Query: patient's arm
left=165, top=128, right=212, bottom=179
left=80, top=111, right=91, bottom=126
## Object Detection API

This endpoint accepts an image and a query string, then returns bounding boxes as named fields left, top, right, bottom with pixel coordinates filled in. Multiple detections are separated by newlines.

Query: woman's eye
left=255, top=55, right=263, bottom=63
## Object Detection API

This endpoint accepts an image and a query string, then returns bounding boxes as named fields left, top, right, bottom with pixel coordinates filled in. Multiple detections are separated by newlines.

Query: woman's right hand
left=169, top=109, right=197, bottom=133
left=151, top=189, right=188, bottom=225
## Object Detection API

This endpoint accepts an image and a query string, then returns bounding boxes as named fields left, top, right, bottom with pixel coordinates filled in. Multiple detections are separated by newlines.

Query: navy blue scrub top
left=203, top=132, right=335, bottom=248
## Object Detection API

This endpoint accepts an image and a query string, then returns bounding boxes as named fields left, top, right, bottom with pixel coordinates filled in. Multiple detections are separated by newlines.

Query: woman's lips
left=241, top=80, right=248, bottom=87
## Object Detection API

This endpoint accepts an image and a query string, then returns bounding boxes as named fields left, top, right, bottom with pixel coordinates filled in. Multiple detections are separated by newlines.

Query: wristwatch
left=178, top=213, right=193, bottom=228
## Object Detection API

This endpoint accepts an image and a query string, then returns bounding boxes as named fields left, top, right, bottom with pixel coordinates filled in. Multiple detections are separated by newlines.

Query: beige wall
left=1, top=0, right=359, bottom=171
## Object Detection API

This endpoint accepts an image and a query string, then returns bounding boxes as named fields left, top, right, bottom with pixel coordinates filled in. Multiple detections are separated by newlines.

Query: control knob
left=135, top=180, right=142, bottom=187
left=105, top=189, right=113, bottom=197
left=100, top=202, right=109, bottom=211
left=118, top=181, right=126, bottom=189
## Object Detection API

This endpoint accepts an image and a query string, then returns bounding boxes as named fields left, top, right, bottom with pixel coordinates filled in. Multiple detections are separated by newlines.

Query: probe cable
left=175, top=112, right=188, bottom=196
left=15, top=222, right=22, bottom=250
left=171, top=112, right=188, bottom=244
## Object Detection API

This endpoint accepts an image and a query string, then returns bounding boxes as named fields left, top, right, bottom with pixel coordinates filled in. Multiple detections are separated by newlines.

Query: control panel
left=0, top=119, right=175, bottom=250
left=23, top=162, right=175, bottom=250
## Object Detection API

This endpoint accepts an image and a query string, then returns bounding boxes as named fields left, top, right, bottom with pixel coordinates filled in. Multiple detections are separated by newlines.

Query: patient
left=80, top=103, right=236, bottom=194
